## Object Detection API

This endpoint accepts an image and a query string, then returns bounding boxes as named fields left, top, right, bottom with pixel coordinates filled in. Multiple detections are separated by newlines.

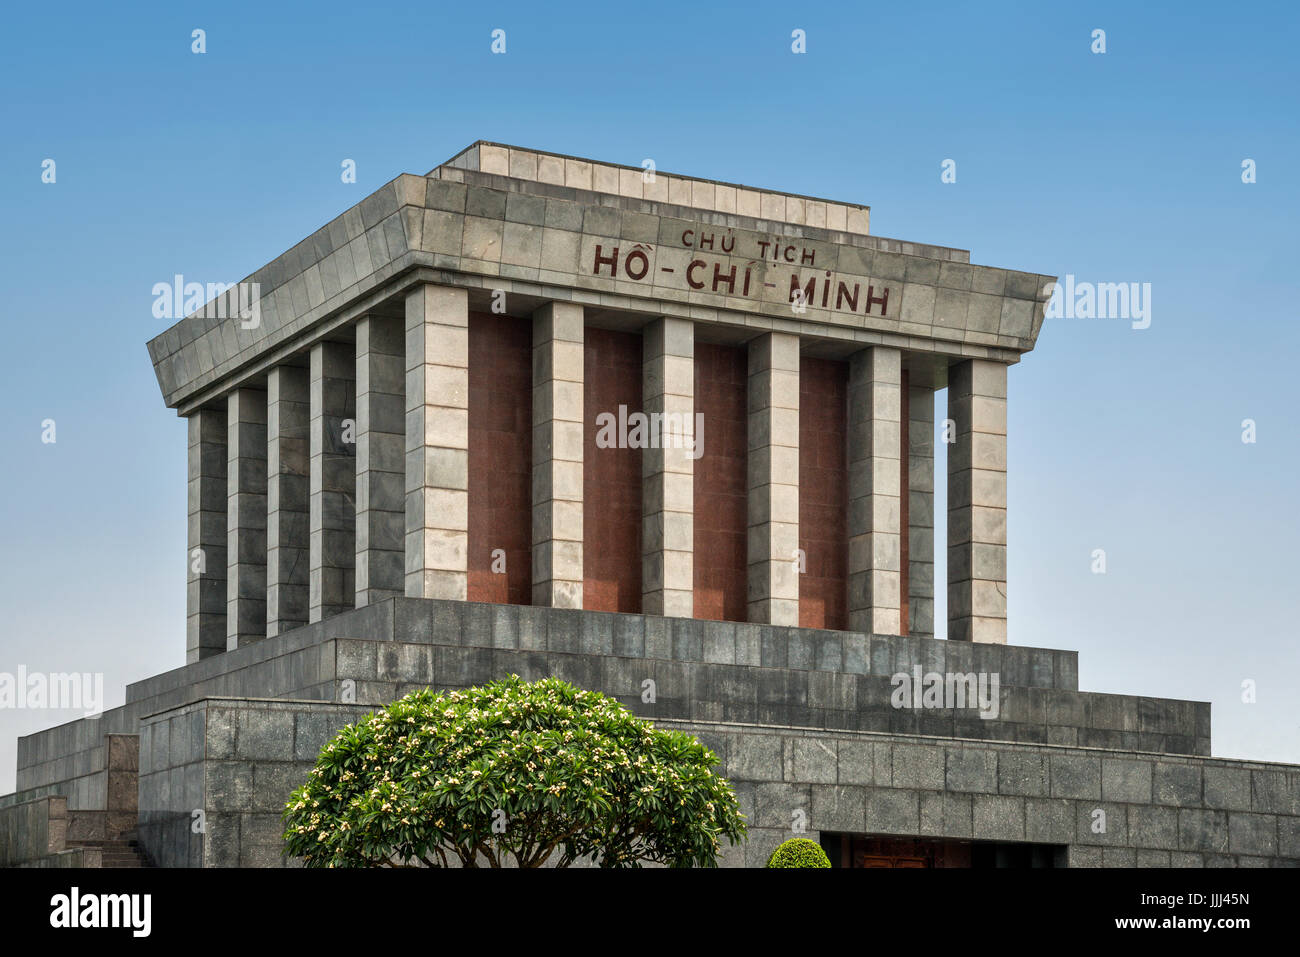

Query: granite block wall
left=138, top=699, right=374, bottom=868
left=320, top=634, right=1202, bottom=754
left=0, top=795, right=66, bottom=866
left=661, top=721, right=1300, bottom=869
left=20, top=597, right=1208, bottom=814
left=130, top=698, right=1299, bottom=869
left=5, top=597, right=1217, bottom=873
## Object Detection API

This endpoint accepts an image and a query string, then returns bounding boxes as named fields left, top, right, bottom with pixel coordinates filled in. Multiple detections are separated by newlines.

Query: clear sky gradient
left=1, top=1, right=1297, bottom=792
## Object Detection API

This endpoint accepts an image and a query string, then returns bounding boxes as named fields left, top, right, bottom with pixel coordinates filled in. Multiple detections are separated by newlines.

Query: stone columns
left=906, top=379, right=936, bottom=638
left=947, top=359, right=1008, bottom=643
left=186, top=406, right=227, bottom=663
left=266, top=365, right=310, bottom=636
left=847, top=347, right=902, bottom=635
left=226, top=387, right=267, bottom=649
left=309, top=341, right=356, bottom=622
left=642, top=317, right=694, bottom=617
left=404, top=284, right=469, bottom=600
left=746, top=332, right=800, bottom=625
left=531, top=302, right=584, bottom=608
left=355, top=315, right=406, bottom=606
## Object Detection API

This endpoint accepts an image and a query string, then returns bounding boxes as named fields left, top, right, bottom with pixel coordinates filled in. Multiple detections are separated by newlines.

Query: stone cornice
left=146, top=147, right=1056, bottom=413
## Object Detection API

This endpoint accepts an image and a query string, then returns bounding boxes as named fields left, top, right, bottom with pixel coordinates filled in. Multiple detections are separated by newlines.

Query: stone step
left=70, top=839, right=152, bottom=867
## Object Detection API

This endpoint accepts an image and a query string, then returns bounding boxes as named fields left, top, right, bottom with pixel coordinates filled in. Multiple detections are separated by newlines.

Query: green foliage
left=283, top=675, right=747, bottom=868
left=766, top=838, right=831, bottom=868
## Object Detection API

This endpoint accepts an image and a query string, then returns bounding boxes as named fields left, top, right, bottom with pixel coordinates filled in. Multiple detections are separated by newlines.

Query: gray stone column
left=266, top=365, right=309, bottom=636
left=226, top=387, right=267, bottom=649
left=947, top=359, right=1008, bottom=643
left=186, top=406, right=227, bottom=663
left=404, top=284, right=469, bottom=600
left=746, top=332, right=799, bottom=626
left=531, top=302, right=584, bottom=608
left=907, top=380, right=936, bottom=638
left=309, top=341, right=356, bottom=623
left=642, top=316, right=694, bottom=617
left=847, top=347, right=902, bottom=635
left=355, top=315, right=406, bottom=606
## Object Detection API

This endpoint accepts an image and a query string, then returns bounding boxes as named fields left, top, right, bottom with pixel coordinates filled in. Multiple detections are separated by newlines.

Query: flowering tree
left=283, top=675, right=747, bottom=867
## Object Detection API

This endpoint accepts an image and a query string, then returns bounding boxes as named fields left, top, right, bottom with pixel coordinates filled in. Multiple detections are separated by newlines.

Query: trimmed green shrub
left=283, top=675, right=747, bottom=867
left=766, top=838, right=832, bottom=868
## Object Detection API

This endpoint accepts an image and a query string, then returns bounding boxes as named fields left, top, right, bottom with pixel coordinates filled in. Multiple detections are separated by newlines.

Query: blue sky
left=1, top=1, right=1297, bottom=791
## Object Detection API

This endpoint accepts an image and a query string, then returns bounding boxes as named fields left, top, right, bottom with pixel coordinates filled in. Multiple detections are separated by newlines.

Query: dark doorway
left=820, top=833, right=1067, bottom=868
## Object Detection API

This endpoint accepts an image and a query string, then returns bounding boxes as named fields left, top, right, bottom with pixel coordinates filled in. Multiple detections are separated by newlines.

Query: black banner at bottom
left=0, top=866, right=1277, bottom=944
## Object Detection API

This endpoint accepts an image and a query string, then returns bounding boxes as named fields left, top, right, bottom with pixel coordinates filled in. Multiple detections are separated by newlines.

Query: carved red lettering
left=593, top=245, right=618, bottom=276
left=625, top=249, right=649, bottom=280
left=865, top=284, right=889, bottom=315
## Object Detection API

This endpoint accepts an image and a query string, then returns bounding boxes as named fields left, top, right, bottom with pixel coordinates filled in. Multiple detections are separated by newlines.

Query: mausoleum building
left=2, top=143, right=1297, bottom=868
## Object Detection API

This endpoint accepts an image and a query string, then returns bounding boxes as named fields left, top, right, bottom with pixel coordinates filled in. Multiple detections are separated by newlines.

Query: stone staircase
left=0, top=734, right=150, bottom=868
left=70, top=835, right=153, bottom=868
